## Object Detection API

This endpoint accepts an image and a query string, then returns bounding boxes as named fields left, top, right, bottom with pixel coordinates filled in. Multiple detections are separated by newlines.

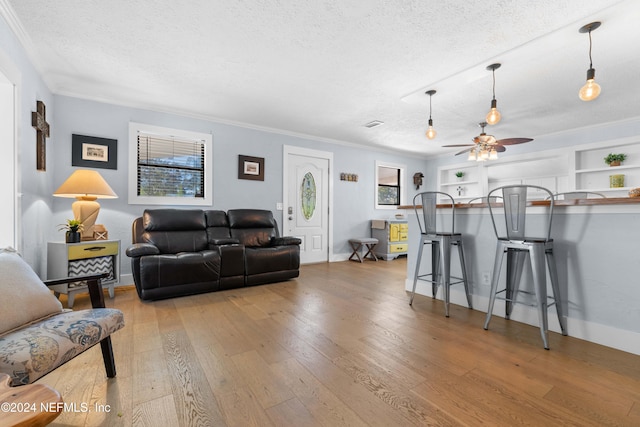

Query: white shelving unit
left=437, top=136, right=640, bottom=202
left=437, top=164, right=484, bottom=202
left=573, top=137, right=640, bottom=197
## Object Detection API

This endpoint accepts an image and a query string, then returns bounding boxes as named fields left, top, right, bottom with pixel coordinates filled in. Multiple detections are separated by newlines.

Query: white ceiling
left=5, top=0, right=639, bottom=157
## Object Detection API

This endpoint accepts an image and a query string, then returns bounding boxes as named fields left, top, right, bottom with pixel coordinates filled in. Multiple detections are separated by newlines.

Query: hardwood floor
left=39, top=259, right=640, bottom=426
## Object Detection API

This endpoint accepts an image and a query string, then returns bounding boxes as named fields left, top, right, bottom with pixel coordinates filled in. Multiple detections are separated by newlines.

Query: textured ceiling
left=4, top=0, right=639, bottom=157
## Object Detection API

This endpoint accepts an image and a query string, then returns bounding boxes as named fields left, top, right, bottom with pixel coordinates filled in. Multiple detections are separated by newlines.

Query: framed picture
left=72, top=134, right=117, bottom=170
left=238, top=155, right=265, bottom=181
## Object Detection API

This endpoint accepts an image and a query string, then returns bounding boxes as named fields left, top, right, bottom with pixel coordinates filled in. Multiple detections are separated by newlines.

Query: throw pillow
left=0, top=248, right=63, bottom=336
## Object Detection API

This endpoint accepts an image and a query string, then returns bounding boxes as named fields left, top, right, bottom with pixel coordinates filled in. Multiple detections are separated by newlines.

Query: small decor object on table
left=609, top=174, right=625, bottom=188
left=93, top=224, right=108, bottom=240
left=629, top=188, right=640, bottom=198
left=604, top=153, right=627, bottom=167
left=455, top=171, right=465, bottom=181
left=58, top=219, right=84, bottom=243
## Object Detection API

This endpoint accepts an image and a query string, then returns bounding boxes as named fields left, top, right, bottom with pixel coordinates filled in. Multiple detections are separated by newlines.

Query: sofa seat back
left=139, top=209, right=208, bottom=253
left=228, top=209, right=278, bottom=247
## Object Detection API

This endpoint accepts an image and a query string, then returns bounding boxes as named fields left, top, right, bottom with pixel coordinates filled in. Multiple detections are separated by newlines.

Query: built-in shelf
left=436, top=136, right=640, bottom=206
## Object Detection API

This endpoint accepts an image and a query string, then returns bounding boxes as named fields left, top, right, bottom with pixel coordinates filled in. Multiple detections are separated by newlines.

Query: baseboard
left=406, top=279, right=640, bottom=356
left=116, top=273, right=134, bottom=287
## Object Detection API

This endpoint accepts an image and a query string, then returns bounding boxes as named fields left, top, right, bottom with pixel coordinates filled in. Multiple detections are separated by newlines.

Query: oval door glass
left=300, top=172, right=316, bottom=220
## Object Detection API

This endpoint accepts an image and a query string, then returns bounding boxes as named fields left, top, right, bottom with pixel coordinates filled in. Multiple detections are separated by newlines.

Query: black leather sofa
left=125, top=209, right=301, bottom=300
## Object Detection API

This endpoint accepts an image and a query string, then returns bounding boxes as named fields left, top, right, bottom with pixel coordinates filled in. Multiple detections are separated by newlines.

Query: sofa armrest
left=271, top=236, right=302, bottom=246
left=44, top=273, right=109, bottom=309
left=126, top=243, right=160, bottom=258
left=209, top=238, right=241, bottom=246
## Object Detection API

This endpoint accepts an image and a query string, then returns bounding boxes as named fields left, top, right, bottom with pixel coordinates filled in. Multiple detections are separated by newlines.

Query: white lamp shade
left=54, top=169, right=117, bottom=240
left=53, top=169, right=117, bottom=200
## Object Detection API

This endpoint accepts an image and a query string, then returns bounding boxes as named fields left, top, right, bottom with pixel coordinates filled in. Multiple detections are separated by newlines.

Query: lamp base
left=71, top=198, right=101, bottom=240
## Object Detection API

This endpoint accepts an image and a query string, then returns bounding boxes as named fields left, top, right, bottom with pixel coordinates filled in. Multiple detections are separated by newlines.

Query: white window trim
left=128, top=122, right=213, bottom=206
left=375, top=160, right=407, bottom=209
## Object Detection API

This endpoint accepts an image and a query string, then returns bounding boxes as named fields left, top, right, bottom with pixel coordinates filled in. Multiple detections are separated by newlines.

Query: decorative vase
left=65, top=231, right=81, bottom=243
left=609, top=174, right=625, bottom=188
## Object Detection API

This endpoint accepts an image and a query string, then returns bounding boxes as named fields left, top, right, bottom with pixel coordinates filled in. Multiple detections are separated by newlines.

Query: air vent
left=364, top=120, right=384, bottom=128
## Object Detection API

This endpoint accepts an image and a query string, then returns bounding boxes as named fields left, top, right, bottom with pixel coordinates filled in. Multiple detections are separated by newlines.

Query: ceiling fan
left=443, top=122, right=533, bottom=161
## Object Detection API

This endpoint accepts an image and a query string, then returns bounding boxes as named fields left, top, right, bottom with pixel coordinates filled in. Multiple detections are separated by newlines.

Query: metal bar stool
left=484, top=185, right=568, bottom=349
left=409, top=192, right=472, bottom=317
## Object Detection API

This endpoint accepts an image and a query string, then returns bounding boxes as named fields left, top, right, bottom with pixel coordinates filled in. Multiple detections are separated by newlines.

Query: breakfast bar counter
left=398, top=196, right=640, bottom=355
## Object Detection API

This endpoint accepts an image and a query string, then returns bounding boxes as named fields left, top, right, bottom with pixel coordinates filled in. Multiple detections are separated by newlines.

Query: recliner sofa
left=125, top=209, right=301, bottom=300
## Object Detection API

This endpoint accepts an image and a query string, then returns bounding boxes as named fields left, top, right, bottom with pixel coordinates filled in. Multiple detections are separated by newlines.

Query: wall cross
left=32, top=100, right=50, bottom=171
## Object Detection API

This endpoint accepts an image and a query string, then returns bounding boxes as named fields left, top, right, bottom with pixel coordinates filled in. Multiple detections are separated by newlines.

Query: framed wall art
left=72, top=134, right=118, bottom=170
left=238, top=155, right=264, bottom=181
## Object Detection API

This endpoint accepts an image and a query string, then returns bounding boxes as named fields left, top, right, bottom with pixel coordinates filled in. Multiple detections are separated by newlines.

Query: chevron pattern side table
left=47, top=240, right=120, bottom=307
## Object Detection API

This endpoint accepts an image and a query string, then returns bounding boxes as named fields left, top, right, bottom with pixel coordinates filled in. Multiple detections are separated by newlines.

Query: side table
left=0, top=373, right=62, bottom=426
left=47, top=240, right=120, bottom=308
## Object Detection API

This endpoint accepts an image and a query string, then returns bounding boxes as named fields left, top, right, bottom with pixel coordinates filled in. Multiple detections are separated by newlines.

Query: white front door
left=284, top=146, right=332, bottom=264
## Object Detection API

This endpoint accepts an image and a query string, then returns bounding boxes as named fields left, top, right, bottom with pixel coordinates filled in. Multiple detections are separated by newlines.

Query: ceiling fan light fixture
left=489, top=148, right=499, bottom=160
left=485, top=63, right=502, bottom=125
left=578, top=21, right=602, bottom=102
left=425, top=90, right=437, bottom=140
left=467, top=150, right=476, bottom=161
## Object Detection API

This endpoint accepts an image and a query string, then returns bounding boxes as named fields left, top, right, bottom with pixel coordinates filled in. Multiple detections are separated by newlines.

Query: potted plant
left=455, top=171, right=465, bottom=181
left=604, top=153, right=627, bottom=166
left=58, top=219, right=84, bottom=243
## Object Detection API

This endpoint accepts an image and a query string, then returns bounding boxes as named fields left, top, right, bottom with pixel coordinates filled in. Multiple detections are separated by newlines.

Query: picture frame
left=238, top=155, right=265, bottom=181
left=71, top=134, right=118, bottom=170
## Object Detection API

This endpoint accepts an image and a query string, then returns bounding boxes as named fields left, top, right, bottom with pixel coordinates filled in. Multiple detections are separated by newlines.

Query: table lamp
left=53, top=169, right=118, bottom=240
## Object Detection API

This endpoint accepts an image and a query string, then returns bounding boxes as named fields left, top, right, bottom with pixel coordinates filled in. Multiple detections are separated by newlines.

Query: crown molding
left=0, top=0, right=52, bottom=90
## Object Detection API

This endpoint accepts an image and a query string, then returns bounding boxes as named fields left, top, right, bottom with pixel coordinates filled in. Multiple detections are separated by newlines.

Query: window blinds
left=136, top=133, right=205, bottom=198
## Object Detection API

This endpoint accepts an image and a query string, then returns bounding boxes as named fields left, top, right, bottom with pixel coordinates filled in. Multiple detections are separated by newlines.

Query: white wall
left=0, top=12, right=54, bottom=275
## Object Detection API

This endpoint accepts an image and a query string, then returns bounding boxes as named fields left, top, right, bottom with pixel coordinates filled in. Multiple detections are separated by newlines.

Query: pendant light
left=578, top=21, right=602, bottom=102
left=425, top=89, right=437, bottom=140
left=485, top=63, right=501, bottom=125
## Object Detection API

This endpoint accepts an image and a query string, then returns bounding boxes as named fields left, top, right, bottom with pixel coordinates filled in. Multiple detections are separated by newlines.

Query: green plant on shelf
left=455, top=171, right=465, bottom=178
left=604, top=153, right=627, bottom=166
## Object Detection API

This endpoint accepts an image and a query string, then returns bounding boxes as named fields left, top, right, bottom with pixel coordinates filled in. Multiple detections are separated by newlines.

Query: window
left=375, top=161, right=406, bottom=209
left=128, top=123, right=213, bottom=205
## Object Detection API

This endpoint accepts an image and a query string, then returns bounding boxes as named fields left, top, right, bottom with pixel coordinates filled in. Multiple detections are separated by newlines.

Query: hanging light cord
left=588, top=29, right=594, bottom=69
left=491, top=68, right=497, bottom=101
left=429, top=93, right=433, bottom=120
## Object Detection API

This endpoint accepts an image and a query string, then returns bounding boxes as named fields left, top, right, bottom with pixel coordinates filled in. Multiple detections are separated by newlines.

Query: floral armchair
left=0, top=248, right=124, bottom=386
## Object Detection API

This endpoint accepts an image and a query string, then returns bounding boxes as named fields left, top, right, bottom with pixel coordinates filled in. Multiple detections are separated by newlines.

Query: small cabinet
left=371, top=220, right=408, bottom=260
left=47, top=240, right=120, bottom=307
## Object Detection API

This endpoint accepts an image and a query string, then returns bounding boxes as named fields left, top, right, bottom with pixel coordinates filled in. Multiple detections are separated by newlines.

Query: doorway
left=0, top=64, right=17, bottom=249
left=283, top=146, right=333, bottom=264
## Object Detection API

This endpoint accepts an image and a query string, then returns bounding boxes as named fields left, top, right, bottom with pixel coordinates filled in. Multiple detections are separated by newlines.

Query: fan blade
left=496, top=137, right=533, bottom=146
left=495, top=145, right=507, bottom=152
left=442, top=144, right=475, bottom=147
left=454, top=147, right=474, bottom=155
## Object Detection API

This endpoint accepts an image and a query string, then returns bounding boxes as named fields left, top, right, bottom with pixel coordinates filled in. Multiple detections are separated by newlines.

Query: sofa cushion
left=141, top=209, right=209, bottom=253
left=0, top=249, right=64, bottom=336
left=143, top=209, right=206, bottom=231
left=205, top=210, right=233, bottom=243
left=228, top=209, right=277, bottom=247
left=0, top=308, right=124, bottom=385
left=138, top=250, right=220, bottom=289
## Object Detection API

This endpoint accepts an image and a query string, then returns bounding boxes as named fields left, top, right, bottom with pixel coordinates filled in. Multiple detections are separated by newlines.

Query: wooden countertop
left=399, top=197, right=640, bottom=209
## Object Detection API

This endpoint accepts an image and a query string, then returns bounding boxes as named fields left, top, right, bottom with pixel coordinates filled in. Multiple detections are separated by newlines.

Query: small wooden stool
left=348, top=238, right=379, bottom=262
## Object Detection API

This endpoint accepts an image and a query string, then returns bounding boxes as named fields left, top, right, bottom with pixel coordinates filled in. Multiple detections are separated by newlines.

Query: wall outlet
left=276, top=202, right=283, bottom=210
left=482, top=271, right=491, bottom=285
